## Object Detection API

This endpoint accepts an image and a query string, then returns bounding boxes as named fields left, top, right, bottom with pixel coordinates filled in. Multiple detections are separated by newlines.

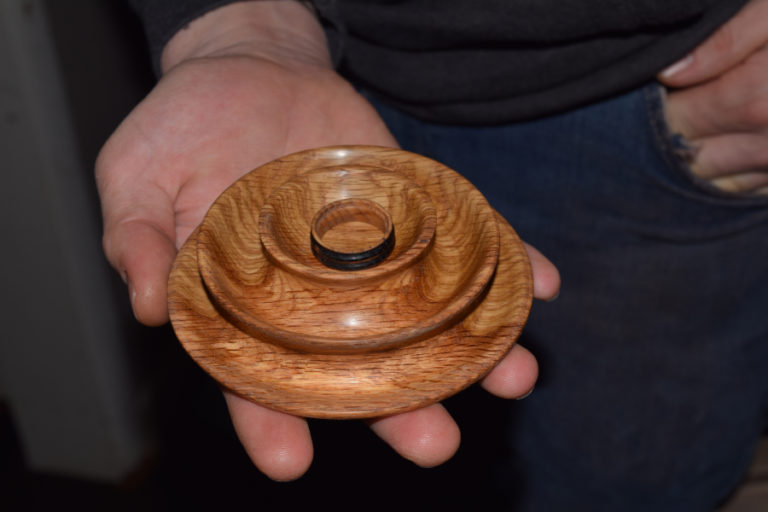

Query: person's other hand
left=97, top=1, right=560, bottom=481
left=659, top=0, right=768, bottom=195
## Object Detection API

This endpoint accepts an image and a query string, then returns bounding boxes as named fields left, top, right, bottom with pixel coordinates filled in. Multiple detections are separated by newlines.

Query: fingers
left=223, top=391, right=314, bottom=481
left=480, top=344, right=538, bottom=399
left=658, top=1, right=768, bottom=196
left=366, top=346, right=537, bottom=468
left=102, top=218, right=177, bottom=325
left=367, top=403, right=461, bottom=468
left=475, top=240, right=555, bottom=398
left=472, top=243, right=553, bottom=398
left=226, top=296, right=538, bottom=479
left=660, top=27, right=768, bottom=196
left=659, top=0, right=768, bottom=87
left=688, top=132, right=768, bottom=180
left=524, top=242, right=561, bottom=301
left=96, top=115, right=181, bottom=325
left=663, top=44, right=768, bottom=139
left=365, top=242, right=552, bottom=468
left=710, top=172, right=768, bottom=194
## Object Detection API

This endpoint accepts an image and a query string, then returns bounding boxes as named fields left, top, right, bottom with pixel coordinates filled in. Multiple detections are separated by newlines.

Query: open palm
left=96, top=5, right=559, bottom=481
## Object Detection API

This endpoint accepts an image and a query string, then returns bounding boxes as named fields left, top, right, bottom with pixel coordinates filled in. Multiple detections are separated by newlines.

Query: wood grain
left=168, top=146, right=533, bottom=418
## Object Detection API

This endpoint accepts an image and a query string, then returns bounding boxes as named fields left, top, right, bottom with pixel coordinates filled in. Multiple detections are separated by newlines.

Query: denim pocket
left=643, top=83, right=768, bottom=206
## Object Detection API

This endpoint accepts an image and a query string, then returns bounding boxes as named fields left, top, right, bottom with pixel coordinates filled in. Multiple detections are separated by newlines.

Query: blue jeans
left=369, top=85, right=768, bottom=511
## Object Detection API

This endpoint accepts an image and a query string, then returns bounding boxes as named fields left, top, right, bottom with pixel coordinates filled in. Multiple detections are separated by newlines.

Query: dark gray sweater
left=129, top=0, right=748, bottom=124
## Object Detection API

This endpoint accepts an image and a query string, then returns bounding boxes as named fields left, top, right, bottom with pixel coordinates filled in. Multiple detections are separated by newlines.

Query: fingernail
left=516, top=387, right=535, bottom=400
left=660, top=54, right=693, bottom=78
left=129, top=283, right=140, bottom=321
left=128, top=279, right=136, bottom=306
left=546, top=290, right=560, bottom=302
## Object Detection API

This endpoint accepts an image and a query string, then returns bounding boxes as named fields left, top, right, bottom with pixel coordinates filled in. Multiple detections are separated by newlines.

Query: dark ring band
left=311, top=229, right=395, bottom=271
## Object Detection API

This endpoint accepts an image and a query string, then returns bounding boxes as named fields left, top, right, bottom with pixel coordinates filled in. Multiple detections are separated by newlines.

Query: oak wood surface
left=168, top=146, right=533, bottom=419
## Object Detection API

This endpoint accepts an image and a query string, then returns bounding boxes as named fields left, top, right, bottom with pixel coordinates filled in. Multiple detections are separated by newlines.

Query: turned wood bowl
left=168, top=146, right=533, bottom=419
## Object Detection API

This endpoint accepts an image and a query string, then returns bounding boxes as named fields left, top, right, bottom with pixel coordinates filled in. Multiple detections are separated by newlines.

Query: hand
left=97, top=1, right=560, bottom=481
left=659, top=0, right=768, bottom=195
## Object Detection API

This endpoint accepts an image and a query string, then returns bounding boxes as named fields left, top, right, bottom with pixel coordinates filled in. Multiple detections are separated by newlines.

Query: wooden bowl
left=168, top=146, right=533, bottom=419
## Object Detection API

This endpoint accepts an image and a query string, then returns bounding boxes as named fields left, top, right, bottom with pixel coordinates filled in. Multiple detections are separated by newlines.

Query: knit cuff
left=128, top=0, right=244, bottom=75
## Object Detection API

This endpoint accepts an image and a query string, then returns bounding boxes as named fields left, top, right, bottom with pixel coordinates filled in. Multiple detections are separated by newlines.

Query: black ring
left=311, top=228, right=395, bottom=271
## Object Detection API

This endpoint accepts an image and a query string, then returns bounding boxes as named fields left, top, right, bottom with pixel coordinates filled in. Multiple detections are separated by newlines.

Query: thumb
left=103, top=218, right=177, bottom=326
left=658, top=0, right=768, bottom=87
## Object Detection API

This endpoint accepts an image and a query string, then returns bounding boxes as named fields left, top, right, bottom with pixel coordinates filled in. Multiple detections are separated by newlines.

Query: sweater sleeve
left=128, top=0, right=242, bottom=74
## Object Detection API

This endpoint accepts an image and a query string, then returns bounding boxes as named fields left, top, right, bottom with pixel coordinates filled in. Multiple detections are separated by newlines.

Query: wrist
left=161, top=1, right=332, bottom=73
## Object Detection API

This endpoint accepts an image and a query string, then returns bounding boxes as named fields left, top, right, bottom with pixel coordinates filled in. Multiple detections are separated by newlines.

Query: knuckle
left=741, top=98, right=768, bottom=128
left=707, top=24, right=737, bottom=57
left=101, top=230, right=122, bottom=269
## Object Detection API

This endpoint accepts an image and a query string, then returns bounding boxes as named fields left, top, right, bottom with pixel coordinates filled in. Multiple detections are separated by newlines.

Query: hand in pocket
left=659, top=0, right=768, bottom=196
